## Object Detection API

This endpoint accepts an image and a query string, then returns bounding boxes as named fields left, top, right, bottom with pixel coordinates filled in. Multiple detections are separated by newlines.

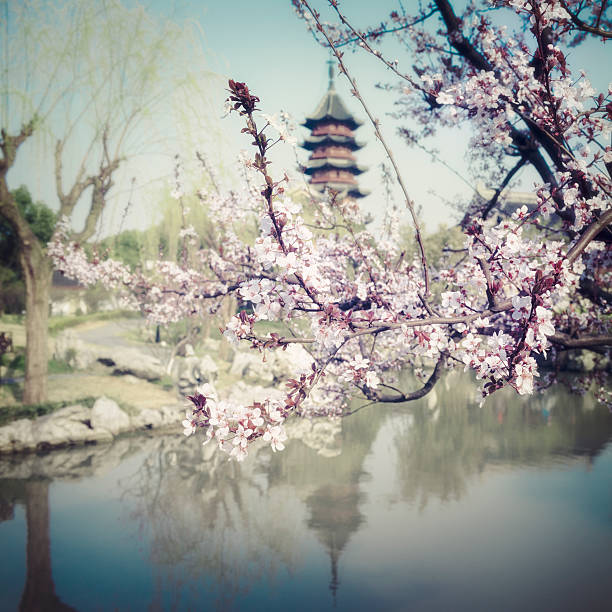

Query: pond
left=1, top=371, right=611, bottom=611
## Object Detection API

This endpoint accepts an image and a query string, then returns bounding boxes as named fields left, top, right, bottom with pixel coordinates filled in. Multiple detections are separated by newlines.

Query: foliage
left=0, top=0, right=211, bottom=402
left=0, top=349, right=73, bottom=376
left=0, top=186, right=56, bottom=313
left=98, top=230, right=148, bottom=271
left=400, top=223, right=465, bottom=268
left=0, top=396, right=97, bottom=427
left=49, top=0, right=611, bottom=461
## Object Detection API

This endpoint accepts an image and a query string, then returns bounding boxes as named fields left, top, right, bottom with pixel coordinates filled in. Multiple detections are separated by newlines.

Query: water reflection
left=391, top=371, right=611, bottom=510
left=0, top=478, right=76, bottom=611
left=1, top=372, right=611, bottom=611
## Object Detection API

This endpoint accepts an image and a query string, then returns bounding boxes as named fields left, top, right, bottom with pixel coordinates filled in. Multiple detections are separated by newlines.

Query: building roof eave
left=310, top=183, right=370, bottom=199
left=304, top=157, right=367, bottom=175
left=302, top=86, right=363, bottom=131
left=301, top=134, right=365, bottom=150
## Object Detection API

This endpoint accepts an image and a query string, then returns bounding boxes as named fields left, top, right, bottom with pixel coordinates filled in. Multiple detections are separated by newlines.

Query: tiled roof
left=302, top=85, right=363, bottom=130
left=310, top=183, right=370, bottom=199
left=301, top=133, right=365, bottom=151
left=304, top=157, right=367, bottom=175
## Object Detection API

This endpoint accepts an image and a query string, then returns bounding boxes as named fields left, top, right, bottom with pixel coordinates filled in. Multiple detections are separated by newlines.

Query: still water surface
left=1, top=372, right=611, bottom=611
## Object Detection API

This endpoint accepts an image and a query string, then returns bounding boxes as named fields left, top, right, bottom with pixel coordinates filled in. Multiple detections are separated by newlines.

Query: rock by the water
left=229, top=352, right=274, bottom=385
left=96, top=347, right=164, bottom=381
left=34, top=411, right=110, bottom=448
left=0, top=419, right=34, bottom=453
left=159, top=405, right=183, bottom=425
left=91, top=397, right=131, bottom=435
left=284, top=417, right=342, bottom=458
left=131, top=408, right=164, bottom=430
left=225, top=381, right=284, bottom=405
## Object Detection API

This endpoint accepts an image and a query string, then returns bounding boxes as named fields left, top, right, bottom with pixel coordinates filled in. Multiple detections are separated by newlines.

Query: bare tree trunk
left=20, top=244, right=52, bottom=405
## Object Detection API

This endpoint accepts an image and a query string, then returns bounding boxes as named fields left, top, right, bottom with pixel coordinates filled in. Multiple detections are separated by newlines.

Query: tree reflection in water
left=391, top=369, right=612, bottom=509
left=0, top=479, right=76, bottom=611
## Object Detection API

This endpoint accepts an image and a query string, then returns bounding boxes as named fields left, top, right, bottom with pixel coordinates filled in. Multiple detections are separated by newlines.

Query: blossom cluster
left=182, top=384, right=288, bottom=461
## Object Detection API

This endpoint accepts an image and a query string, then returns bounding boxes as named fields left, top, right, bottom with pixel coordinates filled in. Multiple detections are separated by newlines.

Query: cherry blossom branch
left=481, top=156, right=528, bottom=220
left=326, top=0, right=427, bottom=92
left=328, top=5, right=438, bottom=49
left=551, top=332, right=612, bottom=348
left=566, top=209, right=612, bottom=265
left=363, top=355, right=446, bottom=403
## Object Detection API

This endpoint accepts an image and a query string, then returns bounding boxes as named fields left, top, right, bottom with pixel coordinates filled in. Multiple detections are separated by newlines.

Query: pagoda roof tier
left=301, top=133, right=365, bottom=151
left=304, top=157, right=367, bottom=175
left=310, top=183, right=370, bottom=199
left=302, top=85, right=363, bottom=131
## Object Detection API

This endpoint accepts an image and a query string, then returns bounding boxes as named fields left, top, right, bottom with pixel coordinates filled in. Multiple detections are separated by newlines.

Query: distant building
left=301, top=63, right=368, bottom=199
left=476, top=183, right=538, bottom=213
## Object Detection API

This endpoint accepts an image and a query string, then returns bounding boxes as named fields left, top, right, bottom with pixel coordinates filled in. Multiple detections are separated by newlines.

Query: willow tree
left=0, top=0, right=198, bottom=403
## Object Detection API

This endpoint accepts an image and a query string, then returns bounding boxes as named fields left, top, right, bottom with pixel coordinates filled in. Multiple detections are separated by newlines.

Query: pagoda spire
left=327, top=58, right=335, bottom=90
left=300, top=64, right=368, bottom=200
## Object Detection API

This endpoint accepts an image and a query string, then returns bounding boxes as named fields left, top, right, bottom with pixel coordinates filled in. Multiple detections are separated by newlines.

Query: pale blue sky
left=6, top=0, right=609, bottom=236
left=143, top=0, right=478, bottom=232
left=145, top=0, right=610, bottom=232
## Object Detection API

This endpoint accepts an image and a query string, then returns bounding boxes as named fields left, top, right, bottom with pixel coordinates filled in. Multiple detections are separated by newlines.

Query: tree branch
left=481, top=156, right=528, bottom=220
left=566, top=209, right=612, bottom=265
left=560, top=0, right=612, bottom=39
left=368, top=356, right=446, bottom=403
left=550, top=332, right=612, bottom=349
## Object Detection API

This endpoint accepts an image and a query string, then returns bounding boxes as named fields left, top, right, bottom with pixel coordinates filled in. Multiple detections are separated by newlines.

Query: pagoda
left=301, top=63, right=368, bottom=199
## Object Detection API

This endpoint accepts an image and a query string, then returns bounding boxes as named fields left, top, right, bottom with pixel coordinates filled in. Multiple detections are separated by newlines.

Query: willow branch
left=332, top=6, right=438, bottom=49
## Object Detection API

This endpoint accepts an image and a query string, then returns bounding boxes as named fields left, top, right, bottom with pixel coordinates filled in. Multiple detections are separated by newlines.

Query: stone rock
left=268, top=344, right=314, bottom=381
left=0, top=418, right=35, bottom=453
left=175, top=355, right=219, bottom=396
left=0, top=434, right=158, bottom=480
left=228, top=344, right=313, bottom=387
left=91, top=397, right=130, bottom=435
left=96, top=347, right=164, bottom=381
left=54, top=330, right=94, bottom=369
left=33, top=404, right=113, bottom=449
left=229, top=352, right=274, bottom=385
left=284, top=417, right=342, bottom=457
left=50, top=404, right=91, bottom=423
left=225, top=382, right=284, bottom=406
left=34, top=416, right=97, bottom=448
left=131, top=408, right=164, bottom=430
left=159, top=405, right=183, bottom=426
